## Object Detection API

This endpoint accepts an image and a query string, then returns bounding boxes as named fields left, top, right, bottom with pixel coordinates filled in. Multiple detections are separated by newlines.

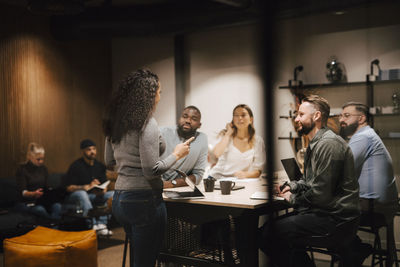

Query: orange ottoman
left=3, top=226, right=97, bottom=267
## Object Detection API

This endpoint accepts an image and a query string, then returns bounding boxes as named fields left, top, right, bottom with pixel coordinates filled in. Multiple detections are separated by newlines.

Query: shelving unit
left=278, top=77, right=400, bottom=174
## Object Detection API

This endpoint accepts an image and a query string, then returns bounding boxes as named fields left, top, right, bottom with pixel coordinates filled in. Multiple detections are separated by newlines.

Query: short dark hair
left=302, top=95, right=330, bottom=125
left=342, top=101, right=370, bottom=121
left=184, top=105, right=201, bottom=118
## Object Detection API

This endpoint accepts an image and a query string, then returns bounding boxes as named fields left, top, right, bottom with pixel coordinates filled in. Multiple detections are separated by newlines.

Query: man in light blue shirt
left=340, top=102, right=398, bottom=266
left=160, top=106, right=208, bottom=188
left=340, top=102, right=398, bottom=221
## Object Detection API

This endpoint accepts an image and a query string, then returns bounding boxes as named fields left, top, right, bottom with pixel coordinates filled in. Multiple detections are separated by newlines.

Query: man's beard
left=177, top=125, right=197, bottom=139
left=339, top=122, right=358, bottom=139
left=297, top=120, right=315, bottom=136
left=84, top=153, right=96, bottom=161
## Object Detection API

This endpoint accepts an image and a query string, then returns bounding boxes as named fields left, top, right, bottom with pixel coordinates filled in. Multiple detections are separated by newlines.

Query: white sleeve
left=250, top=136, right=266, bottom=172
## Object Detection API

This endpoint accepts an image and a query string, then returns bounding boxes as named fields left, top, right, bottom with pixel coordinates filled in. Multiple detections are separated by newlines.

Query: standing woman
left=210, top=104, right=265, bottom=179
left=103, top=69, right=192, bottom=267
left=16, top=142, right=62, bottom=220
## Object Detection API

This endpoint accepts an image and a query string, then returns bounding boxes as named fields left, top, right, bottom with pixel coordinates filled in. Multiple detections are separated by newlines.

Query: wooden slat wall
left=0, top=5, right=111, bottom=177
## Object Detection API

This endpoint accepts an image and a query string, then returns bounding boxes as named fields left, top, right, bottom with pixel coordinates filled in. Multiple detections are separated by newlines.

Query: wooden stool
left=3, top=226, right=97, bottom=267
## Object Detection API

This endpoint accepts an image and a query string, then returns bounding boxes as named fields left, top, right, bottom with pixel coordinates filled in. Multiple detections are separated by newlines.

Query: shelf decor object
left=326, top=56, right=346, bottom=83
left=289, top=65, right=303, bottom=87
left=367, top=59, right=380, bottom=82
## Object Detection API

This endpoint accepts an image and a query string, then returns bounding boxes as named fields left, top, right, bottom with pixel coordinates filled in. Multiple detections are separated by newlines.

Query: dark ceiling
left=0, top=0, right=399, bottom=39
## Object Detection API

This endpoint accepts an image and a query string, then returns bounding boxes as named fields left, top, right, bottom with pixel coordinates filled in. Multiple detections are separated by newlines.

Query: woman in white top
left=210, top=104, right=265, bottom=179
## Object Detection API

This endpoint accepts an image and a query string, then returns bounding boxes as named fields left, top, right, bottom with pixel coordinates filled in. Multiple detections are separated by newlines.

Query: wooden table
left=160, top=178, right=287, bottom=267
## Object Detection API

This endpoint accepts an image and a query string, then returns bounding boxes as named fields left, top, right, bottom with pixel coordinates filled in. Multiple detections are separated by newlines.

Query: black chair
left=358, top=199, right=399, bottom=267
left=293, top=216, right=360, bottom=267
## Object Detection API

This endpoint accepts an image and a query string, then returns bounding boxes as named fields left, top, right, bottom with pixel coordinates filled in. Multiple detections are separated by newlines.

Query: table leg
left=236, top=213, right=259, bottom=267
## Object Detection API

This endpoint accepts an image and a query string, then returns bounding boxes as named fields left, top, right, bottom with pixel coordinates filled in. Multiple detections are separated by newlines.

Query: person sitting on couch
left=15, top=142, right=62, bottom=220
left=64, top=139, right=114, bottom=236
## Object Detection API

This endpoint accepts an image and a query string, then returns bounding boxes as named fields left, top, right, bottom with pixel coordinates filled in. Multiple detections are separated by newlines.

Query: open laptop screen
left=281, top=158, right=302, bottom=181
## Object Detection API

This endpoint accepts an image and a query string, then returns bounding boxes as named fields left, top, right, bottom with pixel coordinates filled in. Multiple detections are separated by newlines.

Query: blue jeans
left=15, top=202, right=62, bottom=220
left=112, top=190, right=167, bottom=267
left=65, top=190, right=114, bottom=225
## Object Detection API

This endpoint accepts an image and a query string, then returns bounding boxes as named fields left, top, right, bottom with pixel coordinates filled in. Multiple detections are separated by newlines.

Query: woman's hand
left=173, top=137, right=194, bottom=160
left=33, top=188, right=44, bottom=199
left=234, top=170, right=261, bottom=179
left=234, top=171, right=247, bottom=178
left=225, top=123, right=234, bottom=136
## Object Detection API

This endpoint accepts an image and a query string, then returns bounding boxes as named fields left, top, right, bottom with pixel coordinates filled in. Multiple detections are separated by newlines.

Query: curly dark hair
left=103, top=68, right=160, bottom=143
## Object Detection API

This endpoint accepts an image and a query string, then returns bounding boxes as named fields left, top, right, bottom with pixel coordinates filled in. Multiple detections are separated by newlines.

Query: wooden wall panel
left=0, top=6, right=111, bottom=177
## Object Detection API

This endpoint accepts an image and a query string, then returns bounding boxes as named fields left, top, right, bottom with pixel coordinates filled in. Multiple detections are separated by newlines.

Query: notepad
left=87, top=180, right=110, bottom=193
left=250, top=191, right=284, bottom=201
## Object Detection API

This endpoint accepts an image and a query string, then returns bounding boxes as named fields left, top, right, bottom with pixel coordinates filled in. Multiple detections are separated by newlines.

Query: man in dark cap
left=64, top=139, right=114, bottom=235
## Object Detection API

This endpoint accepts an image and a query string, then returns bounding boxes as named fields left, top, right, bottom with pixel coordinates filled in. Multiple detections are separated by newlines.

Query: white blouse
left=209, top=135, right=266, bottom=179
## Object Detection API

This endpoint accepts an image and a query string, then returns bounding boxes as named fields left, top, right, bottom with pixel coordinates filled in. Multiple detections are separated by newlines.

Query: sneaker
left=93, top=223, right=107, bottom=231
left=97, top=228, right=113, bottom=236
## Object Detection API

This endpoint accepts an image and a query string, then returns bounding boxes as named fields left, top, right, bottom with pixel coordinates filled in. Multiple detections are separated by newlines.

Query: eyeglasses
left=338, top=113, right=362, bottom=119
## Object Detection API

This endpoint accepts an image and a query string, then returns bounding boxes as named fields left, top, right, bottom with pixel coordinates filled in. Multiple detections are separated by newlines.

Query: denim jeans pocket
left=120, top=197, right=156, bottom=227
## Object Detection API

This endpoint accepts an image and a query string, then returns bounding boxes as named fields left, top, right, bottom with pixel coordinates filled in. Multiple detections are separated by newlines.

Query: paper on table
left=250, top=191, right=284, bottom=201
left=219, top=177, right=259, bottom=183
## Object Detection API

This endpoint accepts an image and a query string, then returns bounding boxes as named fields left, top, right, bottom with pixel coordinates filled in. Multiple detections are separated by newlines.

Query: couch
left=0, top=173, right=65, bottom=251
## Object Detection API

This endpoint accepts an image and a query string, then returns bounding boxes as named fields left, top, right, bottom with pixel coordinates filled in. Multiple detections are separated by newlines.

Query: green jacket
left=289, top=127, right=360, bottom=221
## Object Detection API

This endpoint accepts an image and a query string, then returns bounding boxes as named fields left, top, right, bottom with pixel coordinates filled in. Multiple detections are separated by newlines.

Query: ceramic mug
left=220, top=180, right=236, bottom=195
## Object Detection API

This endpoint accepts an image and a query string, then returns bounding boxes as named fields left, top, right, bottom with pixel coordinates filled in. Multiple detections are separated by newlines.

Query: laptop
left=163, top=170, right=205, bottom=200
left=281, top=158, right=303, bottom=181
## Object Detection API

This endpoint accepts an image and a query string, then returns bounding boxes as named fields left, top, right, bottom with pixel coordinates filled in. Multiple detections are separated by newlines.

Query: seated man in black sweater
left=64, top=139, right=114, bottom=236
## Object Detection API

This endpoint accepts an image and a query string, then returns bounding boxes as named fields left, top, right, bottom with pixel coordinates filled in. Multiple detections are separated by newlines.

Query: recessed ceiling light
left=333, top=11, right=346, bottom=15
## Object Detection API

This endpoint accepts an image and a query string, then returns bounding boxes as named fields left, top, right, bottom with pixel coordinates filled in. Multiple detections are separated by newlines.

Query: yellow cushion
left=3, top=226, right=97, bottom=267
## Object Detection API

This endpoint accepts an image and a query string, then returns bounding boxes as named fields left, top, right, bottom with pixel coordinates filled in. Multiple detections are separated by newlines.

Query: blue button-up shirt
left=349, top=125, right=398, bottom=204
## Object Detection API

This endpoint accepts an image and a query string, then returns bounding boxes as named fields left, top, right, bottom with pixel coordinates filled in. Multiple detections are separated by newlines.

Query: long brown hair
left=219, top=104, right=256, bottom=146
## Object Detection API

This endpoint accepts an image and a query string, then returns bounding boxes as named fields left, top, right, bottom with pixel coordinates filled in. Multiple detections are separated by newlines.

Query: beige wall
left=111, top=37, right=176, bottom=127
left=186, top=25, right=264, bottom=146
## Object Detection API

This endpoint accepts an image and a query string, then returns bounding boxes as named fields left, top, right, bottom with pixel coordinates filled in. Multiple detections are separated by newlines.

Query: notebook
left=163, top=169, right=205, bottom=200
left=281, top=158, right=302, bottom=181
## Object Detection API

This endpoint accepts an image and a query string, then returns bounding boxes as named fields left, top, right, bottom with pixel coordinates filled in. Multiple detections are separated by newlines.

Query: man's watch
left=171, top=179, right=177, bottom=186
